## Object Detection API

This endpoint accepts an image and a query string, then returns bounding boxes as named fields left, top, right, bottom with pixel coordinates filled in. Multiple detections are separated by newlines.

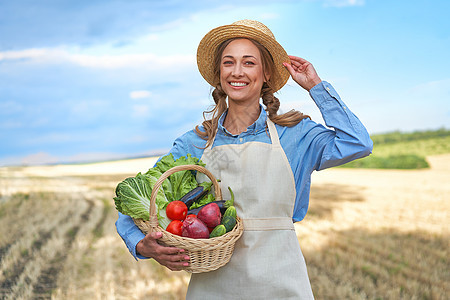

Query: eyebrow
left=222, top=55, right=257, bottom=59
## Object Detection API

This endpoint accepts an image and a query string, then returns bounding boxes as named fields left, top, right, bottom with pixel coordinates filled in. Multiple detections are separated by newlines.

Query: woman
left=116, top=20, right=373, bottom=299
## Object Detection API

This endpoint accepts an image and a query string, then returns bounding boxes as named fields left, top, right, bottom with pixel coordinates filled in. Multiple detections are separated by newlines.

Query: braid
left=261, top=83, right=310, bottom=127
left=212, top=85, right=227, bottom=106
left=261, top=83, right=280, bottom=119
left=194, top=85, right=228, bottom=148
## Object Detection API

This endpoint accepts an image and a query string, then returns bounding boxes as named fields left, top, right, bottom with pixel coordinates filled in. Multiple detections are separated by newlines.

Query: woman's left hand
left=283, top=56, right=322, bottom=91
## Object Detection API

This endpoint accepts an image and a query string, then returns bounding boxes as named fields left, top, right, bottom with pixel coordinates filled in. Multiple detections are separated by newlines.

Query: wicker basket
left=133, top=164, right=244, bottom=273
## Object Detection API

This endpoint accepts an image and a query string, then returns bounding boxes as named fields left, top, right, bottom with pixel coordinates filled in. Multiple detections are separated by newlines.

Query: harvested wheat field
left=0, top=154, right=448, bottom=299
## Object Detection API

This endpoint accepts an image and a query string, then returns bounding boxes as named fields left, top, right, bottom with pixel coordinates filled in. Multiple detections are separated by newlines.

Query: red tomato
left=186, top=214, right=197, bottom=219
left=166, top=201, right=188, bottom=221
left=166, top=220, right=183, bottom=236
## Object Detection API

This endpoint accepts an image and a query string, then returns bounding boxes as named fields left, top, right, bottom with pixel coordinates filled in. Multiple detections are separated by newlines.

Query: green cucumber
left=221, top=215, right=236, bottom=232
left=209, top=224, right=227, bottom=238
left=223, top=206, right=237, bottom=219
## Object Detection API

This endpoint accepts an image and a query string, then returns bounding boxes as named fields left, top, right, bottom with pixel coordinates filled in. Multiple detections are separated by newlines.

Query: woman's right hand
left=136, top=232, right=190, bottom=271
left=283, top=56, right=322, bottom=91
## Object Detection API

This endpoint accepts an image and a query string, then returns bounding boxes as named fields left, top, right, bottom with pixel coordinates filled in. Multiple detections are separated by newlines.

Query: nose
left=231, top=62, right=244, bottom=77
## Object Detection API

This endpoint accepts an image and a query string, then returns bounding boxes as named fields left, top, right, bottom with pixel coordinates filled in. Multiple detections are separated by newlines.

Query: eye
left=222, top=60, right=233, bottom=65
left=245, top=61, right=255, bottom=65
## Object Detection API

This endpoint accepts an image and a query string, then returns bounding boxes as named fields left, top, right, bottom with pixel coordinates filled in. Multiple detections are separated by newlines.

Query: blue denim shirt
left=115, top=81, right=373, bottom=259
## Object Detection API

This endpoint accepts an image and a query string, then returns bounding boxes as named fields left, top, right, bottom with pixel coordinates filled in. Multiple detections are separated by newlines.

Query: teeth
left=230, top=82, right=247, bottom=87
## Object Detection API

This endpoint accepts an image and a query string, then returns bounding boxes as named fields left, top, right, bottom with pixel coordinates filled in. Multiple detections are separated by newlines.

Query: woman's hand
left=283, top=56, right=322, bottom=91
left=136, top=232, right=190, bottom=271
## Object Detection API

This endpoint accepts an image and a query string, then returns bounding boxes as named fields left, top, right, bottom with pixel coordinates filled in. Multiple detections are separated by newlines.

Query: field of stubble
left=0, top=155, right=448, bottom=299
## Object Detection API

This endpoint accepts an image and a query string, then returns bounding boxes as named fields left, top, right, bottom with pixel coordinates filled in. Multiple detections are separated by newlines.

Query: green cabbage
left=114, top=153, right=206, bottom=229
left=114, top=173, right=161, bottom=221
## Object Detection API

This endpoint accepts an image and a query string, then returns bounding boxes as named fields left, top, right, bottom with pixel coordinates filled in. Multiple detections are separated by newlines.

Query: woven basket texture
left=133, top=164, right=244, bottom=273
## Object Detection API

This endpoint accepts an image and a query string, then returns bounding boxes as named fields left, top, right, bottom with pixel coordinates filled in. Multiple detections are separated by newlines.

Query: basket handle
left=148, top=164, right=223, bottom=226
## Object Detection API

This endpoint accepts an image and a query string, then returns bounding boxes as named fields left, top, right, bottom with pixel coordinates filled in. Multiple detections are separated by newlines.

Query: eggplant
left=179, top=182, right=214, bottom=207
left=179, top=186, right=209, bottom=208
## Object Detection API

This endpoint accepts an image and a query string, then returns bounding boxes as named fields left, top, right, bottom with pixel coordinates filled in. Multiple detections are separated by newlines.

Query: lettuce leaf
left=152, top=153, right=205, bottom=201
left=146, top=168, right=173, bottom=202
left=114, top=154, right=207, bottom=229
left=189, top=193, right=215, bottom=210
left=114, top=173, right=158, bottom=220
left=114, top=172, right=172, bottom=229
left=154, top=153, right=205, bottom=173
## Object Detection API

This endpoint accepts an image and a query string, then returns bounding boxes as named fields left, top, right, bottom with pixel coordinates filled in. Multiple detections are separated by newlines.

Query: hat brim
left=197, top=24, right=290, bottom=92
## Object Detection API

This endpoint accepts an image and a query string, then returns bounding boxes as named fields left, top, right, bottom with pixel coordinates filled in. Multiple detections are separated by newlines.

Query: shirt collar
left=218, top=104, right=268, bottom=137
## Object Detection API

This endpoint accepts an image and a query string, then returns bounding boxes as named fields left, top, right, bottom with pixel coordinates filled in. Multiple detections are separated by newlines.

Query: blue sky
left=1, top=0, right=449, bottom=166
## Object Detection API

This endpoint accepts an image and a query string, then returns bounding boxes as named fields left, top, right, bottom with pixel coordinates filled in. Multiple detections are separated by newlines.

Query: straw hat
left=197, top=19, right=290, bottom=92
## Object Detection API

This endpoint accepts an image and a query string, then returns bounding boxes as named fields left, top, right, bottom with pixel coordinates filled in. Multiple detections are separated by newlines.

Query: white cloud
left=132, top=104, right=150, bottom=118
left=69, top=53, right=194, bottom=69
left=141, top=34, right=159, bottom=42
left=125, top=135, right=149, bottom=144
left=0, top=47, right=47, bottom=62
left=0, top=47, right=195, bottom=70
left=0, top=120, right=24, bottom=129
left=20, top=151, right=60, bottom=165
left=23, top=132, right=74, bottom=146
left=323, top=0, right=365, bottom=7
left=1, top=151, right=133, bottom=166
left=147, top=18, right=187, bottom=32
left=130, top=90, right=152, bottom=99
left=409, top=78, right=450, bottom=95
left=0, top=100, right=24, bottom=115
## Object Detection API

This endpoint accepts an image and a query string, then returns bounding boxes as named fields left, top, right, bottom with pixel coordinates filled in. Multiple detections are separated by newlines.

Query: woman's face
left=219, top=38, right=269, bottom=105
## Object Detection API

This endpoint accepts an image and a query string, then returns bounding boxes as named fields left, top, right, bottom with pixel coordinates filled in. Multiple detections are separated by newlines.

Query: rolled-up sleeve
left=115, top=212, right=148, bottom=260
left=309, top=81, right=373, bottom=170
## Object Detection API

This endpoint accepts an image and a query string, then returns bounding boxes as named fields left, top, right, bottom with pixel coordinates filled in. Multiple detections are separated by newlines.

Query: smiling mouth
left=230, top=82, right=248, bottom=87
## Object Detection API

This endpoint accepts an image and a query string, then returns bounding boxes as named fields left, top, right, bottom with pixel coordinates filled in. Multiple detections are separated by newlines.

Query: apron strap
left=243, top=217, right=295, bottom=231
left=266, top=118, right=281, bottom=147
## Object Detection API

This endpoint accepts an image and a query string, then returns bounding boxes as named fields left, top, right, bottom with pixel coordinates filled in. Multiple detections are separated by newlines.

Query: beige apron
left=186, top=118, right=314, bottom=299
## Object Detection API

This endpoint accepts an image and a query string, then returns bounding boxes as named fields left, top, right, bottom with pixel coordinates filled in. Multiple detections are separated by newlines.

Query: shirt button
left=239, top=138, right=243, bottom=143
left=326, top=87, right=330, bottom=91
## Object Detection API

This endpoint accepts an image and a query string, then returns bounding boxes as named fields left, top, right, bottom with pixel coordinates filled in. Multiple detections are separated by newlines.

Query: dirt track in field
left=0, top=154, right=448, bottom=299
